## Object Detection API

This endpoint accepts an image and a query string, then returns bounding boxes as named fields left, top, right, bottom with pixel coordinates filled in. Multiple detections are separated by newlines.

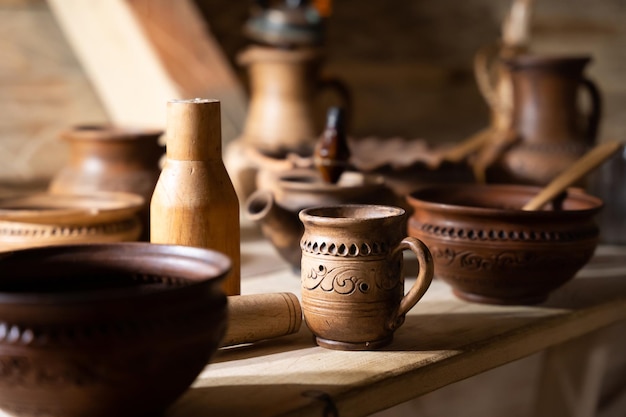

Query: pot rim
left=278, top=171, right=386, bottom=193
left=406, top=184, right=603, bottom=219
left=61, top=125, right=163, bottom=142
left=0, top=242, right=230, bottom=305
left=503, top=53, right=592, bottom=71
left=0, top=191, right=145, bottom=225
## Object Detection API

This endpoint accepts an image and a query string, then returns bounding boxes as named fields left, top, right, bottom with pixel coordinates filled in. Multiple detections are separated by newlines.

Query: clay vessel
left=484, top=54, right=602, bottom=185
left=246, top=189, right=304, bottom=269
left=0, top=191, right=144, bottom=252
left=238, top=45, right=350, bottom=157
left=299, top=205, right=433, bottom=350
left=453, top=0, right=534, bottom=182
left=245, top=171, right=400, bottom=269
left=49, top=125, right=163, bottom=240
left=0, top=242, right=230, bottom=417
left=406, top=184, right=603, bottom=305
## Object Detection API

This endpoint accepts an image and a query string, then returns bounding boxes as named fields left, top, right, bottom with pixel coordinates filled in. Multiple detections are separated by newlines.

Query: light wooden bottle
left=151, top=99, right=240, bottom=295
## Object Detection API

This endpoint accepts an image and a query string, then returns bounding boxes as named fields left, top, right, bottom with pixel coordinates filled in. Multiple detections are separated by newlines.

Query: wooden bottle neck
left=165, top=99, right=222, bottom=161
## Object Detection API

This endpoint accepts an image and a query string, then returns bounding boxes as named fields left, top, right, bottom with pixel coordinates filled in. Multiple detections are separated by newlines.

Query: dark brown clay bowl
left=0, top=242, right=230, bottom=417
left=406, top=184, right=603, bottom=305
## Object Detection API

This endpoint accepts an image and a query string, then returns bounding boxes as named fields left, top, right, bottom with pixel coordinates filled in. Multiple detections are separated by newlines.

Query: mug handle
left=388, top=237, right=434, bottom=331
left=580, top=78, right=602, bottom=142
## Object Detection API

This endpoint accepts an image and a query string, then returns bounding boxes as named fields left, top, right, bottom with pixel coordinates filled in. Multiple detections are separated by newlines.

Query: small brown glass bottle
left=314, top=106, right=350, bottom=183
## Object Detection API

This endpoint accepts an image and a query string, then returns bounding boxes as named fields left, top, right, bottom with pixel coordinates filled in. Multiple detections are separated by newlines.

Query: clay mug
left=299, top=205, right=434, bottom=350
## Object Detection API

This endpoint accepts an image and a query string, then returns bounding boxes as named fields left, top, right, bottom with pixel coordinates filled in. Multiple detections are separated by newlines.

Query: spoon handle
left=522, top=140, right=623, bottom=211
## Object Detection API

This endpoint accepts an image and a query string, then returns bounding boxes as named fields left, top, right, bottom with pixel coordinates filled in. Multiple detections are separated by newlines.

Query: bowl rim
left=406, top=184, right=603, bottom=218
left=0, top=191, right=145, bottom=225
left=278, top=171, right=386, bottom=193
left=0, top=242, right=231, bottom=304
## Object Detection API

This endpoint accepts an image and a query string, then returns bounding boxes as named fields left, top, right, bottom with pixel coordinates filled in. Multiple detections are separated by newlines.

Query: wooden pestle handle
left=522, top=140, right=623, bottom=211
left=221, top=292, right=303, bottom=347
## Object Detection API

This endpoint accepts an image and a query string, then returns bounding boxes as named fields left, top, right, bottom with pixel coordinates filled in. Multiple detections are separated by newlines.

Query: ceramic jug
left=484, top=54, right=601, bottom=185
left=238, top=45, right=350, bottom=157
left=48, top=125, right=163, bottom=241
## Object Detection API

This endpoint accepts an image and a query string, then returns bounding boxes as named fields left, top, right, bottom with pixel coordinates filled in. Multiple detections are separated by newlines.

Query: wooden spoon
left=522, top=140, right=623, bottom=211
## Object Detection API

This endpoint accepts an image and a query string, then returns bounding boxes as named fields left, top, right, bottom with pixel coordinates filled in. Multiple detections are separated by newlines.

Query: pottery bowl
left=406, top=184, right=603, bottom=305
left=0, top=191, right=145, bottom=251
left=0, top=242, right=230, bottom=417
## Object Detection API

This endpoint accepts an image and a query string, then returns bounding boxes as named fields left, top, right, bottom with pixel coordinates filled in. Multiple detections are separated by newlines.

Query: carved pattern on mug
left=303, top=264, right=367, bottom=295
left=303, top=262, right=401, bottom=295
left=301, top=239, right=388, bottom=257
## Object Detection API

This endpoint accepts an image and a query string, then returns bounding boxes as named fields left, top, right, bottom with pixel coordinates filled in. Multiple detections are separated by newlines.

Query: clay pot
left=273, top=171, right=399, bottom=211
left=49, top=125, right=164, bottom=240
left=246, top=171, right=400, bottom=270
left=299, top=205, right=433, bottom=350
left=0, top=242, right=229, bottom=417
left=484, top=54, right=602, bottom=185
left=406, top=184, right=602, bottom=305
left=0, top=192, right=144, bottom=251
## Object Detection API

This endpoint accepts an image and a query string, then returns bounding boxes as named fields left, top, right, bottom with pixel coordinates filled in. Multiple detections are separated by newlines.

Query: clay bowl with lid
left=0, top=242, right=230, bottom=417
left=406, top=184, right=603, bottom=305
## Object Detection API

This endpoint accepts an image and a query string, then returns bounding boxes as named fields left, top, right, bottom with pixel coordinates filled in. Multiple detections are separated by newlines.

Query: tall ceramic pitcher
left=485, top=54, right=601, bottom=185
left=238, top=45, right=350, bottom=158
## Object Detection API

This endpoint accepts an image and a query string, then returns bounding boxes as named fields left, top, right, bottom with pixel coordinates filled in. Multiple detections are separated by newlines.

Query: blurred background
left=1, top=0, right=624, bottom=186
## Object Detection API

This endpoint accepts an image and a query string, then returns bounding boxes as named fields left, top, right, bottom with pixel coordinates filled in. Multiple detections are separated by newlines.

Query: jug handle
left=318, top=77, right=353, bottom=126
left=471, top=126, right=520, bottom=183
left=474, top=43, right=501, bottom=110
left=387, top=237, right=434, bottom=331
left=581, top=78, right=602, bottom=142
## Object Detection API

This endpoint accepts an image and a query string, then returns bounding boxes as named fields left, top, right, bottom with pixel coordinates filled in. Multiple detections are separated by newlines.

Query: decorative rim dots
left=300, top=239, right=389, bottom=257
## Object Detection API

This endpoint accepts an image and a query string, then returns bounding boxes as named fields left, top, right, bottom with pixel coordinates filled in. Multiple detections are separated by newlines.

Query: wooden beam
left=47, top=0, right=246, bottom=141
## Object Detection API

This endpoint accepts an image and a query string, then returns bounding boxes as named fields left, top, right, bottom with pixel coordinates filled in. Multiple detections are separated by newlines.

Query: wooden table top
left=166, top=224, right=626, bottom=417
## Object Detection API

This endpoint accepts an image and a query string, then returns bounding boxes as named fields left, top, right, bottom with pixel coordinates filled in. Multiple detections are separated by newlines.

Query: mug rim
left=299, top=204, right=405, bottom=225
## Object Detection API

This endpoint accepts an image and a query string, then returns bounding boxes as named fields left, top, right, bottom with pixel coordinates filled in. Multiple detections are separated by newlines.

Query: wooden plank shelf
left=166, top=223, right=626, bottom=417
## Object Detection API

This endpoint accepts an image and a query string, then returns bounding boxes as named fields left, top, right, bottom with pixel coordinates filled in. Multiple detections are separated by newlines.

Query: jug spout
left=246, top=189, right=304, bottom=269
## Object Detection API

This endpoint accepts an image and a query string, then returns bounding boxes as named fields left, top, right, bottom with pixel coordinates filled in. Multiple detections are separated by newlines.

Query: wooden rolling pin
left=221, top=292, right=303, bottom=347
